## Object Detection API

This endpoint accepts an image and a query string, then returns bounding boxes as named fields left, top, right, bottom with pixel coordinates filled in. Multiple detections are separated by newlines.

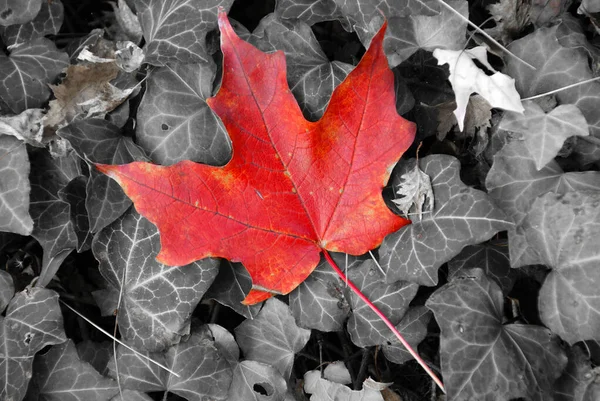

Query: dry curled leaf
left=44, top=62, right=135, bottom=131
left=393, top=161, right=434, bottom=221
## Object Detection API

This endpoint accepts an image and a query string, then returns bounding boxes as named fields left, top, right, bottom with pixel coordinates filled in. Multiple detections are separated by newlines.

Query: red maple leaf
left=97, top=12, right=415, bottom=305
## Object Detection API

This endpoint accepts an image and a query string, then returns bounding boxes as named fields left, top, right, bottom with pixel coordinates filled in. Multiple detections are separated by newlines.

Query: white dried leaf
left=393, top=163, right=434, bottom=221
left=434, top=47, right=524, bottom=131
left=115, top=41, right=145, bottom=73
left=0, top=109, right=45, bottom=147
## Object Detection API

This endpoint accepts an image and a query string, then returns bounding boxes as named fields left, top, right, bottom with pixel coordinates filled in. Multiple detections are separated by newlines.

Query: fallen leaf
left=392, top=160, right=434, bottom=221
left=486, top=0, right=531, bottom=43
left=500, top=101, right=589, bottom=170
left=434, top=46, right=524, bottom=131
left=0, top=108, right=44, bottom=146
left=304, top=370, right=385, bottom=401
left=44, top=62, right=135, bottom=131
left=436, top=94, right=492, bottom=140
left=98, top=12, right=415, bottom=304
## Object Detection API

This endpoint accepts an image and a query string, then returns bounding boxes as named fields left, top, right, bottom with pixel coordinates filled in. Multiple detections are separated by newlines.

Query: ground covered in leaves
left=1, top=0, right=600, bottom=400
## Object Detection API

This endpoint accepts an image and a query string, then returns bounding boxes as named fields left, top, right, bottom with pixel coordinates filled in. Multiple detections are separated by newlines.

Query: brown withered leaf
left=44, top=62, right=134, bottom=131
left=436, top=95, right=492, bottom=140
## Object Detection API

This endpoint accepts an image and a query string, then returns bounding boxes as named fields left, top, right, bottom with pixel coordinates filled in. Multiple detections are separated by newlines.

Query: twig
left=60, top=300, right=180, bottom=377
left=323, top=250, right=446, bottom=394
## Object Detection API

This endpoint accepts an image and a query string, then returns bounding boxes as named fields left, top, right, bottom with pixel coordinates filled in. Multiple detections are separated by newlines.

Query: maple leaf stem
left=323, top=250, right=446, bottom=394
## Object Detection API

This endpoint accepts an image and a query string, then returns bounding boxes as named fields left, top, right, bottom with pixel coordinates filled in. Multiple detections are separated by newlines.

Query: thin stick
left=323, top=250, right=446, bottom=394
left=521, top=76, right=600, bottom=100
left=60, top=300, right=180, bottom=377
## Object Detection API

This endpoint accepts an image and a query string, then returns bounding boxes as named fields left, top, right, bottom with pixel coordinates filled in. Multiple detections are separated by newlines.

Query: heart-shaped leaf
left=427, top=268, right=567, bottom=401
left=522, top=191, right=600, bottom=344
left=506, top=25, right=600, bottom=164
left=499, top=101, right=589, bottom=170
left=485, top=140, right=600, bottom=267
left=92, top=208, right=219, bottom=352
left=0, top=0, right=42, bottom=26
left=380, top=154, right=512, bottom=285
left=26, top=340, right=118, bottom=401
left=0, top=135, right=33, bottom=235
left=135, top=61, right=231, bottom=165
left=346, top=260, right=418, bottom=347
left=228, top=360, right=289, bottom=401
left=289, top=252, right=364, bottom=332
left=108, top=324, right=232, bottom=400
left=0, top=0, right=63, bottom=47
left=58, top=119, right=148, bottom=233
left=250, top=14, right=353, bottom=120
left=135, top=0, right=234, bottom=65
left=0, top=287, right=66, bottom=401
left=0, top=38, right=68, bottom=113
left=235, top=297, right=311, bottom=379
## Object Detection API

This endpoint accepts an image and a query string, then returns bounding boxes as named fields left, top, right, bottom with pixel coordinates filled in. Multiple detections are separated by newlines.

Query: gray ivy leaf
left=485, top=140, right=600, bottom=267
left=0, top=38, right=68, bottom=113
left=304, top=370, right=385, bottom=401
left=385, top=0, right=467, bottom=67
left=135, top=61, right=231, bottom=165
left=0, top=270, right=13, bottom=312
left=380, top=154, right=512, bottom=286
left=346, top=260, right=418, bottom=348
left=228, top=360, right=289, bottom=401
left=554, top=346, right=600, bottom=401
left=207, top=323, right=239, bottom=366
left=331, top=0, right=441, bottom=48
left=0, top=0, right=42, bottom=26
left=92, top=208, right=219, bottom=352
left=58, top=176, right=92, bottom=252
left=289, top=253, right=365, bottom=332
left=275, top=0, right=348, bottom=29
left=522, top=191, right=600, bottom=345
left=426, top=268, right=567, bottom=401
left=0, top=0, right=63, bottom=47
left=108, top=324, right=232, bottom=400
left=76, top=340, right=112, bottom=376
left=205, top=261, right=261, bottom=319
left=499, top=101, right=589, bottom=170
left=110, top=389, right=153, bottom=401
left=29, top=149, right=80, bottom=271
left=26, top=340, right=118, bottom=401
left=135, top=0, right=234, bottom=65
left=0, top=135, right=33, bottom=235
left=58, top=119, right=148, bottom=233
left=506, top=25, right=600, bottom=164
left=0, top=287, right=66, bottom=401
left=381, top=306, right=431, bottom=365
left=250, top=14, right=353, bottom=120
left=235, top=298, right=311, bottom=379
left=447, top=240, right=516, bottom=294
